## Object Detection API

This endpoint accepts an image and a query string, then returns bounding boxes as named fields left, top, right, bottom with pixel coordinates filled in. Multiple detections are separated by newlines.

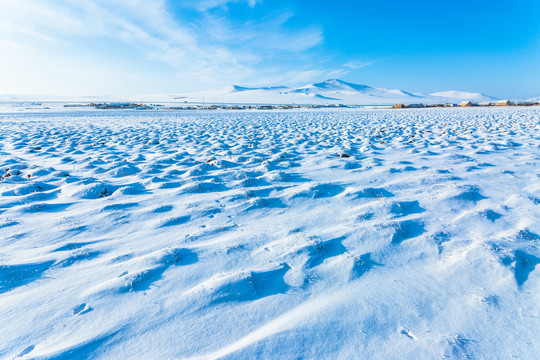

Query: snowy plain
left=0, top=107, right=539, bottom=359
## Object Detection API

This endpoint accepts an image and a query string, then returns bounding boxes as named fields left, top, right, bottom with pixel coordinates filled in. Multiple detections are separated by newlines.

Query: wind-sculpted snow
left=0, top=108, right=539, bottom=359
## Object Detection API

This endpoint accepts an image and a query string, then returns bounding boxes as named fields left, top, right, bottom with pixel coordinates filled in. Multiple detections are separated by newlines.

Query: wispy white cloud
left=197, top=11, right=323, bottom=54
left=0, top=0, right=358, bottom=95
left=250, top=68, right=349, bottom=88
left=343, top=60, right=378, bottom=69
left=192, top=0, right=259, bottom=12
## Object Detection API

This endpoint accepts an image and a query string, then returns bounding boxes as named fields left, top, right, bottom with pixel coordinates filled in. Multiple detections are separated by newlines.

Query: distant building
left=392, top=103, right=424, bottom=109
left=460, top=101, right=475, bottom=107
left=107, top=102, right=132, bottom=108
left=495, top=100, right=511, bottom=106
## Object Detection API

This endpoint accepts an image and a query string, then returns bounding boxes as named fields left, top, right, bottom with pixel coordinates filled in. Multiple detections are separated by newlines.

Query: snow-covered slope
left=0, top=79, right=518, bottom=106
left=429, top=90, right=494, bottom=101
left=181, top=79, right=497, bottom=105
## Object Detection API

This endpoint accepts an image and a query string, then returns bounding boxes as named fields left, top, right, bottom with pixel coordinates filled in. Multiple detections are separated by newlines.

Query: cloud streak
left=191, top=0, right=259, bottom=12
left=343, top=60, right=378, bottom=70
left=0, top=0, right=366, bottom=95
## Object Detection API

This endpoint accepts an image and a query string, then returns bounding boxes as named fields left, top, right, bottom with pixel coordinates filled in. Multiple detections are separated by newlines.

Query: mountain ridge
left=0, top=79, right=506, bottom=105
left=182, top=79, right=497, bottom=105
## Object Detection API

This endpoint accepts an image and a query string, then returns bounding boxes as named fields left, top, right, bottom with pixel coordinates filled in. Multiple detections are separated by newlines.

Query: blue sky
left=1, top=0, right=539, bottom=98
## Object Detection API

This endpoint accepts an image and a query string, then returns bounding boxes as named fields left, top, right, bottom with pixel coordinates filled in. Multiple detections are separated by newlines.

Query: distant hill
left=180, top=79, right=498, bottom=105
left=0, top=79, right=509, bottom=105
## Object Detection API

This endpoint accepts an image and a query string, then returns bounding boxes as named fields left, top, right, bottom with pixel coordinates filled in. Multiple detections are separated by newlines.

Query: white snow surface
left=1, top=107, right=540, bottom=359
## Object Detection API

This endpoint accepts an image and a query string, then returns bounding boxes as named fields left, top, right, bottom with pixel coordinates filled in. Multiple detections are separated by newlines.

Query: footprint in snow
left=400, top=327, right=416, bottom=340
left=73, top=303, right=93, bottom=315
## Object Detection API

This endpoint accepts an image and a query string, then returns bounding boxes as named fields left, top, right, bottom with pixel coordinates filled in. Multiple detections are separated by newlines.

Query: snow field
left=0, top=108, right=539, bottom=359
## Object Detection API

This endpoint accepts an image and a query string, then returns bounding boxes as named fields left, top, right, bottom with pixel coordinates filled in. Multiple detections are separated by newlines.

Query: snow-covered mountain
left=0, top=79, right=504, bottom=106
left=180, top=79, right=497, bottom=105
left=429, top=90, right=486, bottom=100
